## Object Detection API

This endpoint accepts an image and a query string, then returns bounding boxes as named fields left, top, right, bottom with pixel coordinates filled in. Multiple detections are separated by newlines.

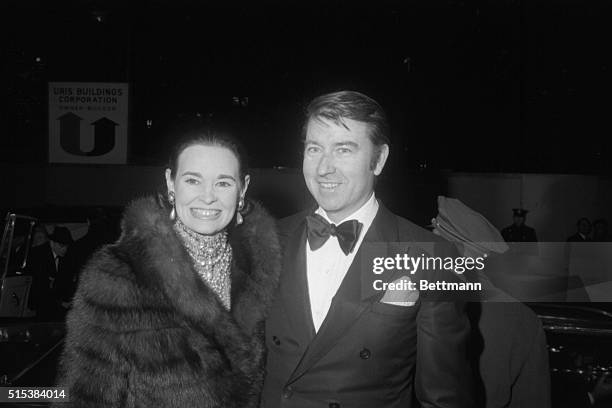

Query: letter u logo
left=58, top=113, right=117, bottom=156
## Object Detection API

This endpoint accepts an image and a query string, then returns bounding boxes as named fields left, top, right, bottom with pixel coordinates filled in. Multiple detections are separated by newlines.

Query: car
left=528, top=302, right=612, bottom=407
left=1, top=207, right=120, bottom=403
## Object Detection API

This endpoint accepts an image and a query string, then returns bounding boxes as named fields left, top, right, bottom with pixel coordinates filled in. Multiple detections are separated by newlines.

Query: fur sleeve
left=57, top=247, right=136, bottom=407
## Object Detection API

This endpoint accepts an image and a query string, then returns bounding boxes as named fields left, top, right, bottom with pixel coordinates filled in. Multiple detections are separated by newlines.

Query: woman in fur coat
left=58, top=126, right=281, bottom=408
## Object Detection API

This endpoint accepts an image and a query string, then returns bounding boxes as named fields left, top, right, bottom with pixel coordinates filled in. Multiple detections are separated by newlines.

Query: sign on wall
left=48, top=82, right=129, bottom=164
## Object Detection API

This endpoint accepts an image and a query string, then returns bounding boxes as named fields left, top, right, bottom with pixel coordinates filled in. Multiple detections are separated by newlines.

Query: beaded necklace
left=173, top=217, right=232, bottom=310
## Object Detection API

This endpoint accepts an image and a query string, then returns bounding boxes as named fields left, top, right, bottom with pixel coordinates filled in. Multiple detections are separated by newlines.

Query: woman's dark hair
left=166, top=122, right=249, bottom=184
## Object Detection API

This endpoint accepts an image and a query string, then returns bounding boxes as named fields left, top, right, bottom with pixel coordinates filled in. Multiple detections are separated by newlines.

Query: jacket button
left=273, top=335, right=281, bottom=346
left=282, top=386, right=293, bottom=399
left=359, top=348, right=371, bottom=359
left=329, top=403, right=341, bottom=408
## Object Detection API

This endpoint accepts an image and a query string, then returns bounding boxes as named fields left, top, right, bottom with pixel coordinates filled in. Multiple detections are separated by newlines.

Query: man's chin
left=317, top=203, right=347, bottom=220
left=313, top=196, right=341, bottom=211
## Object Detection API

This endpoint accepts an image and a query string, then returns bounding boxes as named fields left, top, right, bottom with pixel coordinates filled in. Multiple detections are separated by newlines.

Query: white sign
left=48, top=82, right=129, bottom=164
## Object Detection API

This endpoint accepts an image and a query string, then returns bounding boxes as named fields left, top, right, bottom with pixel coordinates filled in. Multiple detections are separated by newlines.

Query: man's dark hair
left=593, top=218, right=608, bottom=227
left=577, top=217, right=591, bottom=227
left=303, top=91, right=390, bottom=168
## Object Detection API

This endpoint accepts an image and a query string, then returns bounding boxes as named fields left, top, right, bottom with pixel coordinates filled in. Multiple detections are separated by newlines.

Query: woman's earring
left=168, top=191, right=176, bottom=221
left=236, top=197, right=245, bottom=225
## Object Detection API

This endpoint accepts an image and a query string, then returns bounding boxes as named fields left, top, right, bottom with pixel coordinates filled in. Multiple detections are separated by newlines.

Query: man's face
left=578, top=220, right=591, bottom=236
left=50, top=241, right=68, bottom=257
left=303, top=117, right=388, bottom=223
left=594, top=222, right=607, bottom=237
left=513, top=216, right=525, bottom=227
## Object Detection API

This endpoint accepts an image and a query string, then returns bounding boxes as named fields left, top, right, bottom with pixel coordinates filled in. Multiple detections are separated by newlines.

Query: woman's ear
left=241, top=174, right=251, bottom=198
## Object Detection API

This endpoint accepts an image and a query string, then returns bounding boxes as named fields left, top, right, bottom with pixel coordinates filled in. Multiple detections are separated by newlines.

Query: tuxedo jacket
left=26, top=243, right=59, bottom=314
left=566, top=233, right=591, bottom=242
left=27, top=242, right=79, bottom=308
left=262, top=203, right=474, bottom=408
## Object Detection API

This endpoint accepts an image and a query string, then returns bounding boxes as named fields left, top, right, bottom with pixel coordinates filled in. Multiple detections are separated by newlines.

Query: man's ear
left=373, top=144, right=389, bottom=176
left=165, top=169, right=174, bottom=195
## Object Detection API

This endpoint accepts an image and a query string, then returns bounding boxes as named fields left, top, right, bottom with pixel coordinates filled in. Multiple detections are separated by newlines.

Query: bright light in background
left=91, top=8, right=108, bottom=24
left=146, top=119, right=153, bottom=128
left=232, top=97, right=249, bottom=107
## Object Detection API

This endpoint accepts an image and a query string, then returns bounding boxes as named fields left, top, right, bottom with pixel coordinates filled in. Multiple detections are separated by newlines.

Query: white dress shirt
left=306, top=193, right=379, bottom=332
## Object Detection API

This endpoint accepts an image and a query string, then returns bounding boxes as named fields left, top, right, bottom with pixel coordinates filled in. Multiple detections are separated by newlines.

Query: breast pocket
left=356, top=302, right=419, bottom=372
left=369, top=299, right=420, bottom=318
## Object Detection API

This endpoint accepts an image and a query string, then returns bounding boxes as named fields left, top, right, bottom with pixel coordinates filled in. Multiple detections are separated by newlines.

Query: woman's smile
left=190, top=207, right=222, bottom=219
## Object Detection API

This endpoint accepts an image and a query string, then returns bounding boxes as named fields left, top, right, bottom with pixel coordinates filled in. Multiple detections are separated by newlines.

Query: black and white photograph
left=1, top=1, right=612, bottom=407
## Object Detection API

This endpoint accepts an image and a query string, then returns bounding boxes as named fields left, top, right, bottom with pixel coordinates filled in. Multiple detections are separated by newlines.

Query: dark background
left=2, top=0, right=610, bottom=175
left=2, top=3, right=612, bottom=403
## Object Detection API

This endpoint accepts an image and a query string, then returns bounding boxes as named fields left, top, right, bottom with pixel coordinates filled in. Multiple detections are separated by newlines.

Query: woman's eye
left=185, top=178, right=199, bottom=185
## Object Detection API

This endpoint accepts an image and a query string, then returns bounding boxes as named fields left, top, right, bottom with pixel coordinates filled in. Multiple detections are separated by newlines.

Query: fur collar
left=116, top=196, right=281, bottom=336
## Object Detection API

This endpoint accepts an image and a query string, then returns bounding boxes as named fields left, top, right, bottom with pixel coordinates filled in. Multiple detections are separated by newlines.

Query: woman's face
left=166, top=144, right=249, bottom=235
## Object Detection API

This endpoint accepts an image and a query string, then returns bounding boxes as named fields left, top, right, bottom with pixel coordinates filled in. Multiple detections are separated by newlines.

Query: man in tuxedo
left=262, top=91, right=473, bottom=408
left=567, top=217, right=592, bottom=242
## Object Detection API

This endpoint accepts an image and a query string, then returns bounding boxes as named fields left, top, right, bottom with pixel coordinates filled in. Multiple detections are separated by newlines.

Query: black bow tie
left=306, top=214, right=363, bottom=256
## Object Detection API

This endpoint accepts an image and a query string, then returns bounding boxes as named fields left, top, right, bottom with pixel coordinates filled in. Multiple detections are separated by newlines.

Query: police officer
left=501, top=208, right=538, bottom=242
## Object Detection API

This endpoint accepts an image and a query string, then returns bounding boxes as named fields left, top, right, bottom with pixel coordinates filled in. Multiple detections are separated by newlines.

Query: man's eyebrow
left=217, top=174, right=236, bottom=181
left=180, top=171, right=202, bottom=177
left=303, top=140, right=322, bottom=146
left=334, top=141, right=359, bottom=148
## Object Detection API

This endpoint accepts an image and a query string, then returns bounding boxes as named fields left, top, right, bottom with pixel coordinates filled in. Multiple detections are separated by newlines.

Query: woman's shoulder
left=76, top=196, right=172, bottom=299
left=120, top=195, right=172, bottom=237
left=75, top=244, right=138, bottom=306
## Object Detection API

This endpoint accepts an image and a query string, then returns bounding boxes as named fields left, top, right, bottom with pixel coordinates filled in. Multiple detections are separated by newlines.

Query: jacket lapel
left=287, top=202, right=401, bottom=384
left=280, top=220, right=317, bottom=346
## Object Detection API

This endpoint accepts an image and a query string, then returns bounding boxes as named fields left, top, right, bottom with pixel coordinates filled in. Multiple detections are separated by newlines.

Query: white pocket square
left=380, top=276, right=419, bottom=307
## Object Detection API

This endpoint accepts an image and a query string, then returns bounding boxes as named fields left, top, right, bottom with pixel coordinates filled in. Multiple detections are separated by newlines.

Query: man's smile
left=318, top=181, right=342, bottom=190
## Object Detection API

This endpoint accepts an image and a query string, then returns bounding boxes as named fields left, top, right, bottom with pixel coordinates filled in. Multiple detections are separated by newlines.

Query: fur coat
left=57, top=197, right=281, bottom=408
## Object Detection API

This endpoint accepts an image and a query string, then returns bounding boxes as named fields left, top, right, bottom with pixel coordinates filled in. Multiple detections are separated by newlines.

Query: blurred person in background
left=567, top=217, right=593, bottom=242
left=25, top=225, right=73, bottom=320
left=432, top=196, right=551, bottom=408
left=501, top=208, right=538, bottom=242
left=59, top=208, right=116, bottom=309
left=592, top=219, right=610, bottom=242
